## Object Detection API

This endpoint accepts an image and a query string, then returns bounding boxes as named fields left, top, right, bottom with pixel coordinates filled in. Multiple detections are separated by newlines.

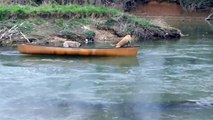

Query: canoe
left=17, top=44, right=139, bottom=57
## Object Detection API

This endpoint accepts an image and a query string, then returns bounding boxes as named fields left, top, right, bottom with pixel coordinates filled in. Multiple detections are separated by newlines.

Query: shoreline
left=136, top=16, right=208, bottom=21
left=0, top=5, right=181, bottom=47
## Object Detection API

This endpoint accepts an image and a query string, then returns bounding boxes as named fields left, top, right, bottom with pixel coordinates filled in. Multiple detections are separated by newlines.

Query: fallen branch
left=0, top=22, right=25, bottom=41
left=205, top=13, right=213, bottom=21
left=20, top=32, right=30, bottom=43
left=0, top=24, right=18, bottom=40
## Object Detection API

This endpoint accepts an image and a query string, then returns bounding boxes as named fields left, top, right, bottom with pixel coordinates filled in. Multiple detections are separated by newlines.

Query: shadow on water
left=8, top=98, right=213, bottom=120
left=49, top=99, right=212, bottom=110
left=166, top=19, right=213, bottom=37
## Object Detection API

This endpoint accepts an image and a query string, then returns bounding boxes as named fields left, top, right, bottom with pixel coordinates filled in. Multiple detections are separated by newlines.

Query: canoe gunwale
left=18, top=44, right=140, bottom=49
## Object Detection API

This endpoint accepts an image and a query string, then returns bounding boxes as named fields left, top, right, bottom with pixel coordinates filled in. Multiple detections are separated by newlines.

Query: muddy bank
left=0, top=18, right=181, bottom=47
left=130, top=1, right=211, bottom=19
left=0, top=5, right=181, bottom=47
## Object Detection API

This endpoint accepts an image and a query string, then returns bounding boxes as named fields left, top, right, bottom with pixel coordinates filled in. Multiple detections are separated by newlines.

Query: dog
left=115, top=34, right=134, bottom=48
left=63, top=41, right=81, bottom=48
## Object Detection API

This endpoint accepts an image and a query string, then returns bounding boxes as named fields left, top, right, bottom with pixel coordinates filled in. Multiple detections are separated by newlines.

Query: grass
left=67, top=18, right=93, bottom=26
left=105, top=19, right=117, bottom=26
left=125, top=15, right=152, bottom=27
left=0, top=4, right=153, bottom=28
left=0, top=4, right=121, bottom=20
left=32, top=18, right=46, bottom=25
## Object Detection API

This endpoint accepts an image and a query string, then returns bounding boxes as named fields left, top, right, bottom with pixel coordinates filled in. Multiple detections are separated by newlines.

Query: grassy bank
left=1, top=0, right=212, bottom=12
left=0, top=4, right=152, bottom=27
left=0, top=4, right=181, bottom=47
left=0, top=4, right=119, bottom=20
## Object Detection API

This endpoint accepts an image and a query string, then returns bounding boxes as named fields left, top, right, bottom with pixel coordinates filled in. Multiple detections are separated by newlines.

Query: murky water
left=0, top=20, right=213, bottom=120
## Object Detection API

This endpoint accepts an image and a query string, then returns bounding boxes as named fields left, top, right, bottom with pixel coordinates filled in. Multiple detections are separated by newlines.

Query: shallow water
left=0, top=20, right=213, bottom=120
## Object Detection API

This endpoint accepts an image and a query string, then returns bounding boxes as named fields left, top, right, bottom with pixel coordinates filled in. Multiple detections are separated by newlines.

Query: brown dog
left=115, top=35, right=134, bottom=48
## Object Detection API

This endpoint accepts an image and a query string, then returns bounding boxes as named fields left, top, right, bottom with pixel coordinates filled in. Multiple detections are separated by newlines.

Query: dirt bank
left=130, top=1, right=211, bottom=19
left=0, top=18, right=181, bottom=47
left=0, top=5, right=181, bottom=47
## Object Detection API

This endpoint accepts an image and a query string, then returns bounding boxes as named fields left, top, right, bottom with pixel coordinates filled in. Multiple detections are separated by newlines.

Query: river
left=0, top=20, right=213, bottom=120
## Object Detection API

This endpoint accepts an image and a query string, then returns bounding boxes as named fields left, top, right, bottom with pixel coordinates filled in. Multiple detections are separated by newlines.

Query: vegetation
left=1, top=0, right=212, bottom=12
left=0, top=4, right=152, bottom=27
left=0, top=3, right=181, bottom=46
left=1, top=0, right=118, bottom=6
left=0, top=4, right=120, bottom=21
left=84, top=30, right=96, bottom=39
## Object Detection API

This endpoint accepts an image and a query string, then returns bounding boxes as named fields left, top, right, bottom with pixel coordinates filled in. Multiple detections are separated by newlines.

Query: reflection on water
left=166, top=19, right=213, bottom=37
left=0, top=20, right=213, bottom=120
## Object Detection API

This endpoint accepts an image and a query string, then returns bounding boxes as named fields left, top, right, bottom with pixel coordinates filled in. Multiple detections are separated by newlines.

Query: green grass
left=32, top=18, right=45, bottom=25
left=125, top=15, right=152, bottom=27
left=105, top=19, right=117, bottom=26
left=67, top=18, right=92, bottom=26
left=0, top=4, right=121, bottom=20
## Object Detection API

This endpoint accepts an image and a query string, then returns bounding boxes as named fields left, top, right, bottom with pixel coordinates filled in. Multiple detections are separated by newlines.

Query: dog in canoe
left=116, top=32, right=135, bottom=48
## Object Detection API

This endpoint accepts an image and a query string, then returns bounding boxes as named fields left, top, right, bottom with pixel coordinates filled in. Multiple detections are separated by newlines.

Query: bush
left=0, top=10, right=9, bottom=21
left=105, top=19, right=117, bottom=26
left=84, top=30, right=95, bottom=39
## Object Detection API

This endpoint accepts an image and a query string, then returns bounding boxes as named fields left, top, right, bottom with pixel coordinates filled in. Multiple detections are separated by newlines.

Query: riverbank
left=0, top=5, right=181, bottom=47
left=130, top=1, right=211, bottom=20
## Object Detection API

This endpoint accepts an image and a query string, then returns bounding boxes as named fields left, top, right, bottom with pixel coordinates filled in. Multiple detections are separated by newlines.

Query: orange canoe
left=17, top=44, right=139, bottom=57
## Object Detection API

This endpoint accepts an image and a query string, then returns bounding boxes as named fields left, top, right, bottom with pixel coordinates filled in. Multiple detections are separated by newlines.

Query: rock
left=164, top=29, right=181, bottom=39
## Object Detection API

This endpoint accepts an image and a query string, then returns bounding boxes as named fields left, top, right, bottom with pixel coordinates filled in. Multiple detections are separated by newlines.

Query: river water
left=0, top=20, right=213, bottom=120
